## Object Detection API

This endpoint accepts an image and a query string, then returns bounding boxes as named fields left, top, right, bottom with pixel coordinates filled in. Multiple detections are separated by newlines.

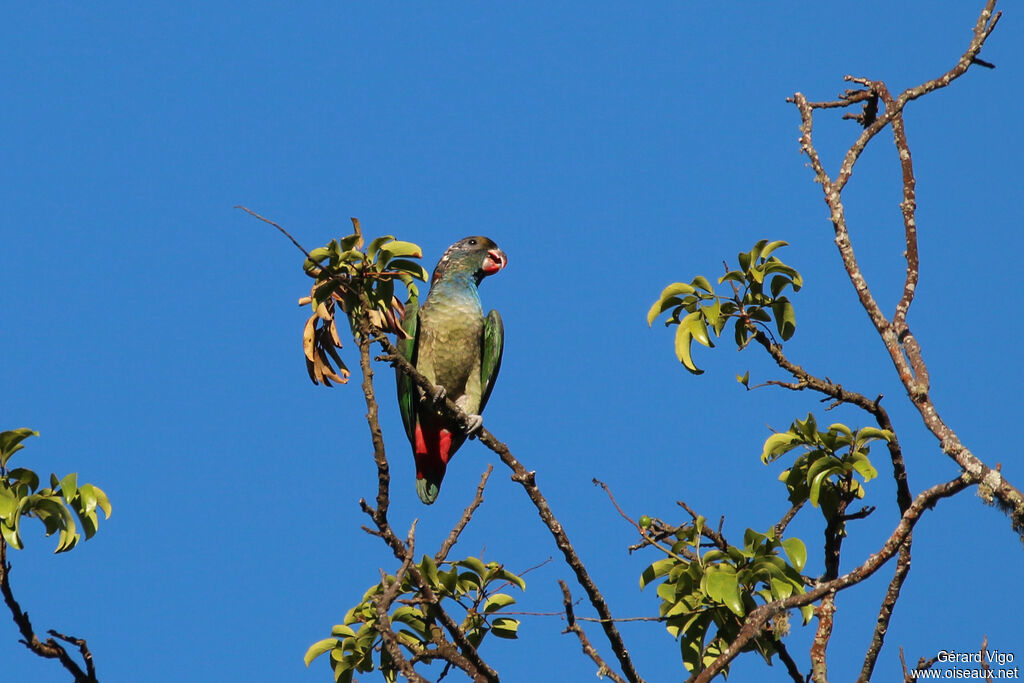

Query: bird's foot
left=431, top=386, right=447, bottom=404
left=464, top=414, right=483, bottom=438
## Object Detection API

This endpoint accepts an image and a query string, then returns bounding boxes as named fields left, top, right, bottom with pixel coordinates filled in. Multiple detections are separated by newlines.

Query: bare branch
left=1, top=539, right=98, bottom=683
left=559, top=581, right=628, bottom=683
left=774, top=638, right=807, bottom=683
left=235, top=205, right=314, bottom=260
left=858, top=538, right=912, bottom=682
left=787, top=0, right=1024, bottom=537
left=435, top=466, right=493, bottom=564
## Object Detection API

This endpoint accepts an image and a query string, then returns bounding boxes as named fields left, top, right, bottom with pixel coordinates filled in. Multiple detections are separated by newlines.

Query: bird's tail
left=415, top=453, right=447, bottom=505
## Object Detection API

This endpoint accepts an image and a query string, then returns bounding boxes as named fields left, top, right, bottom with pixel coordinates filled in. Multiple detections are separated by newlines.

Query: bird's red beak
left=481, top=248, right=507, bottom=275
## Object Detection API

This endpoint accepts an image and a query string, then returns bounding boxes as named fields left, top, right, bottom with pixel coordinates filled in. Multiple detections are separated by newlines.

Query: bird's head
left=432, top=236, right=507, bottom=285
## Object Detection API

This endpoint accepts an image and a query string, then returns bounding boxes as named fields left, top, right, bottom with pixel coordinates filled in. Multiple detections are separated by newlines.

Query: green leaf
left=719, top=270, right=745, bottom=285
left=76, top=484, right=98, bottom=517
left=737, top=371, right=750, bottom=388
left=760, top=240, right=789, bottom=259
left=761, top=432, right=798, bottom=464
left=59, top=473, right=78, bottom=502
left=704, top=568, right=744, bottom=616
left=648, top=283, right=697, bottom=325
left=304, top=638, right=339, bottom=667
left=379, top=240, right=423, bottom=260
left=846, top=452, right=877, bottom=482
left=1, top=518, right=22, bottom=550
left=91, top=485, right=112, bottom=519
left=687, top=310, right=712, bottom=348
left=738, top=250, right=752, bottom=273
left=743, top=528, right=767, bottom=553
left=0, top=488, right=18, bottom=520
left=771, top=297, right=796, bottom=341
left=856, top=427, right=894, bottom=444
left=675, top=313, right=704, bottom=375
left=484, top=593, right=517, bottom=613
left=0, top=429, right=38, bottom=467
left=366, top=235, right=397, bottom=262
left=331, top=624, right=356, bottom=638
left=386, top=259, right=428, bottom=282
left=640, top=558, right=676, bottom=589
left=678, top=612, right=710, bottom=672
left=489, top=617, right=520, bottom=639
left=691, top=276, right=713, bottom=293
left=769, top=577, right=793, bottom=600
left=780, top=537, right=807, bottom=573
left=809, top=468, right=835, bottom=508
left=456, top=557, right=488, bottom=580
left=493, top=567, right=527, bottom=591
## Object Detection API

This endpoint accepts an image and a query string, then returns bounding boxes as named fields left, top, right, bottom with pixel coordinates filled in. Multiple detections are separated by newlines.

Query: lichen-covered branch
left=788, top=0, right=1024, bottom=538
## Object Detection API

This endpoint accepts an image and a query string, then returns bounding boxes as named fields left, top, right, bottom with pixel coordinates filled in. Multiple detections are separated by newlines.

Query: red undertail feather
left=413, top=421, right=453, bottom=504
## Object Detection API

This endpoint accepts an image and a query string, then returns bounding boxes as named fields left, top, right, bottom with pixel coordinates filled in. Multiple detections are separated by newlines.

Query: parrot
left=396, top=236, right=507, bottom=504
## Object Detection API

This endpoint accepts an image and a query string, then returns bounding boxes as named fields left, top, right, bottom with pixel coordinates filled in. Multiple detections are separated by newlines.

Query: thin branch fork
left=559, top=581, right=627, bottom=683
left=1, top=539, right=98, bottom=683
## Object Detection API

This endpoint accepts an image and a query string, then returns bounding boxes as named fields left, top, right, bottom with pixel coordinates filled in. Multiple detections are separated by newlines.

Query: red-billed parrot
left=396, top=236, right=507, bottom=504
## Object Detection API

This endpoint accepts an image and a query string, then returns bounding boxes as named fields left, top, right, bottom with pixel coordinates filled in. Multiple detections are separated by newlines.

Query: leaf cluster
left=648, top=240, right=802, bottom=374
left=763, top=414, right=889, bottom=529
left=305, top=555, right=525, bottom=682
left=639, top=520, right=810, bottom=676
left=0, top=429, right=112, bottom=553
left=299, top=220, right=427, bottom=385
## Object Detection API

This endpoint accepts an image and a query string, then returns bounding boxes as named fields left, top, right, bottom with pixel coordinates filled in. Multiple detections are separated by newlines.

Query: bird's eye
left=468, top=238, right=477, bottom=246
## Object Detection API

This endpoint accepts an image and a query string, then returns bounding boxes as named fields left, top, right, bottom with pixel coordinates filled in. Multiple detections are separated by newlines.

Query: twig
left=900, top=646, right=938, bottom=683
left=858, top=538, right=912, bottom=682
left=774, top=502, right=804, bottom=538
left=234, top=205, right=314, bottom=260
left=593, top=479, right=692, bottom=564
left=0, top=539, right=98, bottom=683
left=435, top=466, right=492, bottom=564
left=979, top=635, right=995, bottom=683
left=775, top=638, right=807, bottom=683
left=559, top=581, right=627, bottom=683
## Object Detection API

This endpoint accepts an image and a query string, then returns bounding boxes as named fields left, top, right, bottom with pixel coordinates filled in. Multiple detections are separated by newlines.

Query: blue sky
left=2, top=3, right=1021, bottom=681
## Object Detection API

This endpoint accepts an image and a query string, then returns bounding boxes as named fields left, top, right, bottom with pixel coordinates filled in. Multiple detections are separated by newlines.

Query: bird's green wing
left=479, top=309, right=504, bottom=413
left=396, top=293, right=421, bottom=445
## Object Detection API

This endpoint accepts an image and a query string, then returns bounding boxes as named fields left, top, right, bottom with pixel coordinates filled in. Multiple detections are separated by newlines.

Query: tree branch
left=375, top=333, right=645, bottom=683
left=1, top=539, right=98, bottom=683
left=435, top=466, right=493, bottom=564
left=694, top=474, right=972, bottom=683
left=559, top=581, right=627, bottom=683
left=788, top=0, right=1023, bottom=538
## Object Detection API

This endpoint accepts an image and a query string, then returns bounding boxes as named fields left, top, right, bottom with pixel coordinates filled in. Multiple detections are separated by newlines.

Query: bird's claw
left=431, top=386, right=447, bottom=404
left=464, top=414, right=483, bottom=438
